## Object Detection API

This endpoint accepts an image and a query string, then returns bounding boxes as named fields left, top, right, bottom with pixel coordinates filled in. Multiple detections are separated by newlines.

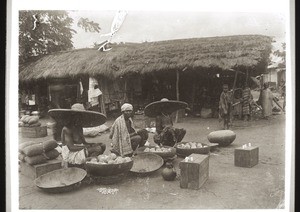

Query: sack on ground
left=24, top=155, right=47, bottom=165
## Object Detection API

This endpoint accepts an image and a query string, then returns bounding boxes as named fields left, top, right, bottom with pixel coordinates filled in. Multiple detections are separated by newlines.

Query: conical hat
left=48, top=104, right=106, bottom=128
left=144, top=98, right=188, bottom=117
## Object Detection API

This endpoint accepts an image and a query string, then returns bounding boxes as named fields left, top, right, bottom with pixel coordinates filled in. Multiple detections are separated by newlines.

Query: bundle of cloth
left=83, top=124, right=109, bottom=137
left=19, top=115, right=41, bottom=127
left=19, top=140, right=61, bottom=165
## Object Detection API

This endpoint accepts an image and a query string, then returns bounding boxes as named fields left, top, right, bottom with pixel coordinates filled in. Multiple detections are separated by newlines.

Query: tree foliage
left=273, top=42, right=286, bottom=68
left=19, top=10, right=101, bottom=64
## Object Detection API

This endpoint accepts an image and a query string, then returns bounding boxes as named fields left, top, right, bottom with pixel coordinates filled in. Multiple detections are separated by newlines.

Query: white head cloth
left=121, top=103, right=133, bottom=112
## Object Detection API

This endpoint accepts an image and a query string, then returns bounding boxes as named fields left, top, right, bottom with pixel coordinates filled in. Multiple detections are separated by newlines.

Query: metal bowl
left=130, top=153, right=164, bottom=174
left=34, top=167, right=87, bottom=193
left=85, top=160, right=134, bottom=177
left=175, top=142, right=210, bottom=157
left=136, top=146, right=176, bottom=159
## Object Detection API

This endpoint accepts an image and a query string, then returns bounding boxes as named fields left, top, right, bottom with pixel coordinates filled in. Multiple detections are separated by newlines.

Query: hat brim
left=48, top=109, right=107, bottom=128
left=144, top=100, right=188, bottom=117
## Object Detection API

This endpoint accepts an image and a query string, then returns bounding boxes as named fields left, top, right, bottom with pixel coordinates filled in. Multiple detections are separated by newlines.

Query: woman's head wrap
left=121, top=103, right=133, bottom=112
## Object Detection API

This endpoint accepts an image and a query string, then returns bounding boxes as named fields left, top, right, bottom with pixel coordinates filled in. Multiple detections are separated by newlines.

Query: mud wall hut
left=19, top=34, right=273, bottom=117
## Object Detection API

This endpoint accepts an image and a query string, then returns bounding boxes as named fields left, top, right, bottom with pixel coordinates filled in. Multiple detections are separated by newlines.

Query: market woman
left=144, top=98, right=188, bottom=147
left=48, top=103, right=107, bottom=166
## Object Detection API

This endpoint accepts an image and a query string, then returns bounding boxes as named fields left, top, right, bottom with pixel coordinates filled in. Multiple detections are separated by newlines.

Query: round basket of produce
left=85, top=153, right=133, bottom=177
left=175, top=142, right=210, bottom=157
left=136, top=146, right=176, bottom=160
left=130, top=153, right=164, bottom=174
left=207, top=130, right=236, bottom=147
left=34, top=167, right=87, bottom=193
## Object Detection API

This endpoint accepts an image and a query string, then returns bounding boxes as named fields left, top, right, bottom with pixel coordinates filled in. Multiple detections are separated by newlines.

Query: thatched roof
left=19, top=35, right=273, bottom=81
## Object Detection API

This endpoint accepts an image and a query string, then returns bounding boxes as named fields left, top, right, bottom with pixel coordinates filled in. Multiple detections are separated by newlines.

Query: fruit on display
left=86, top=153, right=132, bottom=165
left=143, top=147, right=172, bottom=153
left=177, top=142, right=207, bottom=149
left=19, top=115, right=41, bottom=127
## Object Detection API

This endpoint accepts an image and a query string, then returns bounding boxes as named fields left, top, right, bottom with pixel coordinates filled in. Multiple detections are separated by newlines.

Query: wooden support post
left=175, top=69, right=180, bottom=123
left=124, top=77, right=128, bottom=103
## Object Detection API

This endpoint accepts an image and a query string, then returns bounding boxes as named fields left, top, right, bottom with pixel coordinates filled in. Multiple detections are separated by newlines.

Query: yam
left=24, top=155, right=47, bottom=165
left=27, top=116, right=39, bottom=125
left=20, top=115, right=30, bottom=122
left=22, top=116, right=32, bottom=124
left=22, top=143, right=44, bottom=156
left=18, top=153, right=26, bottom=162
left=19, top=140, right=43, bottom=153
left=207, top=130, right=236, bottom=147
left=44, top=149, right=60, bottom=160
left=28, top=122, right=41, bottom=127
left=43, top=140, right=58, bottom=152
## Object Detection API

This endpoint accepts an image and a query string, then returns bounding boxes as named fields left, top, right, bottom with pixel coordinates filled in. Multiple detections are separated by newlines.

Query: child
left=219, top=84, right=232, bottom=129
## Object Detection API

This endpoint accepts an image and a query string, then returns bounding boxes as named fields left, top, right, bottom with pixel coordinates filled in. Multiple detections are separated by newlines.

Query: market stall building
left=19, top=34, right=273, bottom=118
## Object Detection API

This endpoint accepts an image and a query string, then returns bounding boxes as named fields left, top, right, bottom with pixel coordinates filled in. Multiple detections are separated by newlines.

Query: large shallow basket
left=175, top=142, right=210, bottom=157
left=130, top=153, right=164, bottom=174
left=85, top=160, right=134, bottom=177
left=136, top=146, right=176, bottom=159
left=207, top=130, right=236, bottom=147
left=34, top=167, right=87, bottom=193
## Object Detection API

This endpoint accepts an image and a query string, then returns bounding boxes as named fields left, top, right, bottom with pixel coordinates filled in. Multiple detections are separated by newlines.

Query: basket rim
left=130, top=153, right=164, bottom=173
left=34, top=167, right=87, bottom=189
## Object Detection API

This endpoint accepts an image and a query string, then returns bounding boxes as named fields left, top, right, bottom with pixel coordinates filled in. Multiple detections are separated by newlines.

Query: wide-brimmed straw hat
left=144, top=98, right=188, bottom=117
left=48, top=103, right=106, bottom=128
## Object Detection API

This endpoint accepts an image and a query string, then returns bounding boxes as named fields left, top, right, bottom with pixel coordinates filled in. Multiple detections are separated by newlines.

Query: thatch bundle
left=19, top=35, right=272, bottom=81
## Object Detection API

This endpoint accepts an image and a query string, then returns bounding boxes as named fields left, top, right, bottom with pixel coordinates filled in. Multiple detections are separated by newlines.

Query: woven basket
left=34, top=167, right=87, bottom=193
left=175, top=142, right=210, bottom=157
left=136, top=146, right=176, bottom=159
left=130, top=153, right=164, bottom=174
left=85, top=160, right=133, bottom=177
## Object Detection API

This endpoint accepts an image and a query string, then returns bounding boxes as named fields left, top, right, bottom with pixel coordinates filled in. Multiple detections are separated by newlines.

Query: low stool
left=20, top=158, right=62, bottom=179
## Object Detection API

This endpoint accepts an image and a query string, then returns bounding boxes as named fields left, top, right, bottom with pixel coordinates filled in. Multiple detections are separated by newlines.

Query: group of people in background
left=218, top=80, right=283, bottom=130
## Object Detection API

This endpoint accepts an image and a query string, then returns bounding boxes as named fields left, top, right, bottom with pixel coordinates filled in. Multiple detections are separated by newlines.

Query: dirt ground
left=19, top=111, right=286, bottom=210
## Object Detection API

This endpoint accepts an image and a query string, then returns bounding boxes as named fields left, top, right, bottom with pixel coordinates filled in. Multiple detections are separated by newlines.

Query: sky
left=69, top=10, right=287, bottom=50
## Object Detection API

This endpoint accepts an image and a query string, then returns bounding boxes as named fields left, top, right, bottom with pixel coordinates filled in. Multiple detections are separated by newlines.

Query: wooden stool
left=234, top=146, right=259, bottom=168
left=179, top=154, right=209, bottom=190
left=20, top=158, right=62, bottom=179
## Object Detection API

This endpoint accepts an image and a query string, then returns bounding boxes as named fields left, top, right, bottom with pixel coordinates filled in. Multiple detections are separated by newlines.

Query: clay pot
left=161, top=162, right=177, bottom=181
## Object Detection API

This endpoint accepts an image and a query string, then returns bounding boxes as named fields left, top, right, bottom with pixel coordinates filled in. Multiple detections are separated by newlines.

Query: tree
left=19, top=10, right=101, bottom=64
left=273, top=42, right=286, bottom=69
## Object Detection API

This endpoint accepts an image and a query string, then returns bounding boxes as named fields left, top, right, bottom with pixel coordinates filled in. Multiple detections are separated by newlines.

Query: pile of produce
left=143, top=147, right=172, bottom=153
left=177, top=142, right=207, bottom=149
left=19, top=115, right=41, bottom=127
left=86, top=153, right=132, bottom=165
left=19, top=140, right=60, bottom=165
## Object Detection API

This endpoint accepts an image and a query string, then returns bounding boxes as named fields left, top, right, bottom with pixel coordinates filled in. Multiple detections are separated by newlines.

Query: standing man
left=219, top=84, right=232, bottom=129
left=109, top=103, right=148, bottom=156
